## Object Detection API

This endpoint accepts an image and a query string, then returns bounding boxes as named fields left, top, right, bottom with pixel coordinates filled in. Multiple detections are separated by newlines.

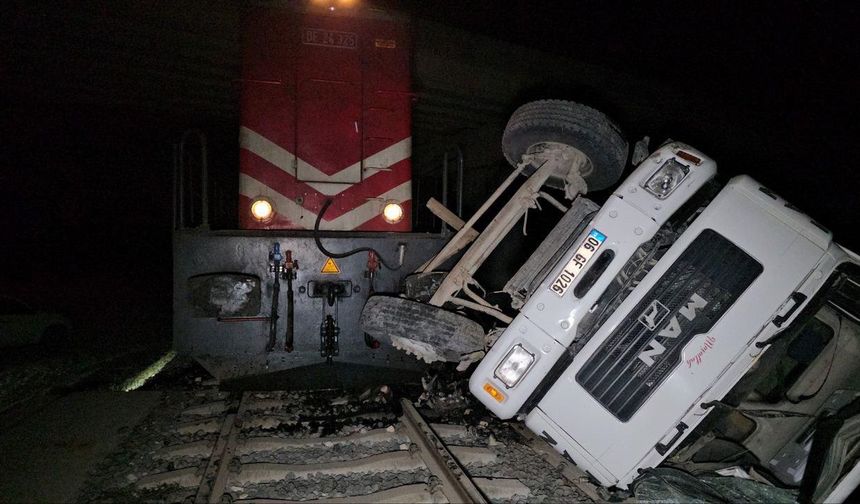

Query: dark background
left=1, top=0, right=857, bottom=349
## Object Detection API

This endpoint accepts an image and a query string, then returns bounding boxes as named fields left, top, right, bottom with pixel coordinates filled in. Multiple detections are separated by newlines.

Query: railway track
left=128, top=391, right=534, bottom=503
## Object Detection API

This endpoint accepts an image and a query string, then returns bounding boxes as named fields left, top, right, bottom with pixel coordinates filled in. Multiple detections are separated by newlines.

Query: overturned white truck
left=362, top=100, right=860, bottom=501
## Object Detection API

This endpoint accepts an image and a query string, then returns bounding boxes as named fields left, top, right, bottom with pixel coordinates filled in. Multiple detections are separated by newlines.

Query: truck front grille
left=576, top=228, right=762, bottom=421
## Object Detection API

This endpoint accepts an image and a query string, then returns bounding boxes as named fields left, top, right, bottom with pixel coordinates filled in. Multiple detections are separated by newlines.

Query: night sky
left=398, top=0, right=858, bottom=241
left=1, top=0, right=857, bottom=345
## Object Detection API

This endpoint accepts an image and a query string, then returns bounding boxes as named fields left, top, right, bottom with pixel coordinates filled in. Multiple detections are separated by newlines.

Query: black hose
left=313, top=199, right=401, bottom=270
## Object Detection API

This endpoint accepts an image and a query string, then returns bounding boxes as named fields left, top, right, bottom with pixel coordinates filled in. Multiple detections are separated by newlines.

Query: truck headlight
left=494, top=344, right=535, bottom=388
left=643, top=158, right=690, bottom=199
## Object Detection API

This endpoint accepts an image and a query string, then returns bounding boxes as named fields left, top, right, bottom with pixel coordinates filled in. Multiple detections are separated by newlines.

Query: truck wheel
left=360, top=296, right=484, bottom=363
left=502, top=99, right=628, bottom=191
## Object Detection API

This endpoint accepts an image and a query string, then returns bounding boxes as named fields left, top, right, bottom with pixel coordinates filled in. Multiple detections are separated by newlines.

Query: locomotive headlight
left=250, top=197, right=275, bottom=222
left=643, top=158, right=690, bottom=199
left=382, top=201, right=404, bottom=224
left=494, top=344, right=535, bottom=388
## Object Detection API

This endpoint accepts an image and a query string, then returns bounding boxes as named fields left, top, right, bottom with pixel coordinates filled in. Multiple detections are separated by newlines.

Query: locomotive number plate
left=301, top=28, right=357, bottom=49
left=549, top=229, right=606, bottom=297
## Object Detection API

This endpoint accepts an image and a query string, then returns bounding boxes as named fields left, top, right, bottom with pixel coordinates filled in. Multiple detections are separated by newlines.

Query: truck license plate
left=550, top=229, right=606, bottom=297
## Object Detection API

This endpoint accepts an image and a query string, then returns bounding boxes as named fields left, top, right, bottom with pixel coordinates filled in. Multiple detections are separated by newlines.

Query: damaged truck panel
left=525, top=175, right=831, bottom=487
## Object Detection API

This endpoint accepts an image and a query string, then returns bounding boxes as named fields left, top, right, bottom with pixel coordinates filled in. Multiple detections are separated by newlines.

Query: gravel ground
left=0, top=349, right=84, bottom=412
left=416, top=371, right=596, bottom=503
left=0, top=345, right=162, bottom=419
left=75, top=389, right=231, bottom=503
left=75, top=387, right=403, bottom=503
left=238, top=468, right=433, bottom=501
left=237, top=437, right=406, bottom=465
left=466, top=430, right=593, bottom=503
left=0, top=346, right=116, bottom=412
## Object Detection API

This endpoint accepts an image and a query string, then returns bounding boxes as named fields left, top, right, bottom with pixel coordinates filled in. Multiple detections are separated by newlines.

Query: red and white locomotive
left=238, top=3, right=413, bottom=232
left=173, top=2, right=445, bottom=384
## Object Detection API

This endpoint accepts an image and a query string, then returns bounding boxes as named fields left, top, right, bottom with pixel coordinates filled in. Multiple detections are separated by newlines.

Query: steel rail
left=399, top=398, right=488, bottom=504
left=195, top=392, right=249, bottom=504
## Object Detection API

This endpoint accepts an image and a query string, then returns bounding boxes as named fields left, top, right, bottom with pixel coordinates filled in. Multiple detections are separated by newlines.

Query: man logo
left=638, top=300, right=670, bottom=330
left=637, top=293, right=708, bottom=367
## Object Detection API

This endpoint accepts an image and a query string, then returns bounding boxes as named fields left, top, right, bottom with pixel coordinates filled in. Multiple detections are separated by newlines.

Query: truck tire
left=360, top=296, right=484, bottom=363
left=502, top=99, right=628, bottom=191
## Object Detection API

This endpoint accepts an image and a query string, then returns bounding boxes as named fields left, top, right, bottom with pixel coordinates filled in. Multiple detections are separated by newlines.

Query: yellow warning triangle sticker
left=320, top=257, right=341, bottom=274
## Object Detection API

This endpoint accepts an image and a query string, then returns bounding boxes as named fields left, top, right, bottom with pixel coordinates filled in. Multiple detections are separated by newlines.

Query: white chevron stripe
left=356, top=136, right=412, bottom=178
left=297, top=158, right=359, bottom=183
left=240, top=173, right=412, bottom=230
left=239, top=126, right=411, bottom=195
left=239, top=126, right=298, bottom=177
left=305, top=182, right=354, bottom=196
left=305, top=137, right=412, bottom=193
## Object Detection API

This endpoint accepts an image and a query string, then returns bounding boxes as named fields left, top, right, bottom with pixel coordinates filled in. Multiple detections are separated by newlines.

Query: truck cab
left=469, top=141, right=860, bottom=496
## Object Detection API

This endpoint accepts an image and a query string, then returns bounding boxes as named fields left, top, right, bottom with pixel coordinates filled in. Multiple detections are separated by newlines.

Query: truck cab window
left=754, top=315, right=834, bottom=403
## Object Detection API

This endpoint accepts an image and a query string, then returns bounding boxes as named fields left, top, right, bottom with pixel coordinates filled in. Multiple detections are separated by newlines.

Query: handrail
left=175, top=129, right=209, bottom=229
